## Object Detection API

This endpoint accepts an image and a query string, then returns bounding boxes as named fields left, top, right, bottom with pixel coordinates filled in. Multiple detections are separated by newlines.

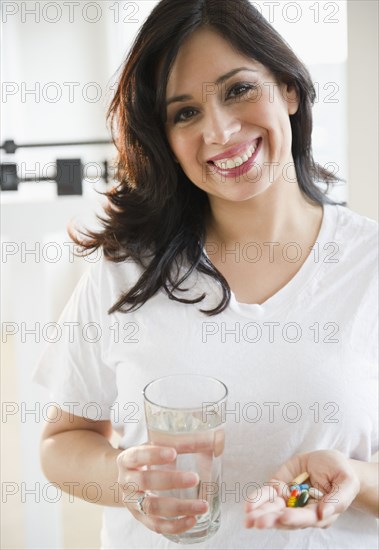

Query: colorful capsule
left=291, top=472, right=310, bottom=485
left=287, top=475, right=321, bottom=509
left=295, top=490, right=310, bottom=507
left=309, top=487, right=324, bottom=500
left=287, top=496, right=297, bottom=507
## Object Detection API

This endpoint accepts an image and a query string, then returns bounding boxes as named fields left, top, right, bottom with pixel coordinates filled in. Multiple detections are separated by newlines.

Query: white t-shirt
left=33, top=203, right=378, bottom=550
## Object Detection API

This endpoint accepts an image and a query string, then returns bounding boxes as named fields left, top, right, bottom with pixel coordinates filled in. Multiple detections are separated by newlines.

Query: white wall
left=1, top=0, right=115, bottom=181
left=1, top=2, right=115, bottom=548
left=347, top=0, right=378, bottom=221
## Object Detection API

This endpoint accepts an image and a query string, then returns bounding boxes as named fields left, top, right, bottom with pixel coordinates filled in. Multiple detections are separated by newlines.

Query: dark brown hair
left=69, top=0, right=343, bottom=316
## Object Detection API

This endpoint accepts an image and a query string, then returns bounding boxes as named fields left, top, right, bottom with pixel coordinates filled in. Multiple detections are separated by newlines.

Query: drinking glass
left=143, top=374, right=228, bottom=544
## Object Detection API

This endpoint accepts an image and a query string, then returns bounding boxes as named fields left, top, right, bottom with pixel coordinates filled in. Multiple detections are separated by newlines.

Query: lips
left=207, top=137, right=261, bottom=164
left=212, top=139, right=260, bottom=169
left=207, top=137, right=262, bottom=180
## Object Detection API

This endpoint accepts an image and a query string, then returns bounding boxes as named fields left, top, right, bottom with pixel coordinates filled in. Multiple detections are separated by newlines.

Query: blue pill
left=299, top=483, right=310, bottom=490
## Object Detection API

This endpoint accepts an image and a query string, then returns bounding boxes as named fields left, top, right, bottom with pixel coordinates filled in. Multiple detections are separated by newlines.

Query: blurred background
left=1, top=1, right=378, bottom=548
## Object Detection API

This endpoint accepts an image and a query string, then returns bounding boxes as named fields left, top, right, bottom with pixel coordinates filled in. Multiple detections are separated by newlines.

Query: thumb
left=272, top=455, right=303, bottom=485
left=317, top=474, right=359, bottom=521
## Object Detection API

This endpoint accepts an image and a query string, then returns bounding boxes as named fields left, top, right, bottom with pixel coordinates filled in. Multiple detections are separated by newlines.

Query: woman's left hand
left=244, top=450, right=360, bottom=530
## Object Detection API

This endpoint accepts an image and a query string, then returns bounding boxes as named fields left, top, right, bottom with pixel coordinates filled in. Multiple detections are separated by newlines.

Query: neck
left=205, top=180, right=323, bottom=247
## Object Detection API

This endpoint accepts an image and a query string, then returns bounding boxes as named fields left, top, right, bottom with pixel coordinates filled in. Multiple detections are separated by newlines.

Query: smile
left=207, top=138, right=262, bottom=179
left=210, top=139, right=261, bottom=169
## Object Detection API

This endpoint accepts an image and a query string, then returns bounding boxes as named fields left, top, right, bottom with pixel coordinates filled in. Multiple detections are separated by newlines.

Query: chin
left=214, top=180, right=272, bottom=202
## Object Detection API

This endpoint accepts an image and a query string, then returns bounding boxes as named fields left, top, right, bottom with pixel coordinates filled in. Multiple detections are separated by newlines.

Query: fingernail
left=160, top=448, right=176, bottom=460
left=322, top=504, right=335, bottom=519
left=183, top=472, right=199, bottom=485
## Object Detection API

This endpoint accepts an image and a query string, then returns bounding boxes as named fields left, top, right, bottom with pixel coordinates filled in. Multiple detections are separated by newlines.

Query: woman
left=34, top=0, right=378, bottom=548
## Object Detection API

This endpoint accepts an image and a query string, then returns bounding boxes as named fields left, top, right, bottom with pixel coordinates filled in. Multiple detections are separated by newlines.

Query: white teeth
left=213, top=140, right=259, bottom=170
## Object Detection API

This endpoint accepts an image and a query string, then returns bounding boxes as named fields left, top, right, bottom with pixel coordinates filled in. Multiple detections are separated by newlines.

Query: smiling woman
left=33, top=1, right=378, bottom=549
left=68, top=0, right=341, bottom=316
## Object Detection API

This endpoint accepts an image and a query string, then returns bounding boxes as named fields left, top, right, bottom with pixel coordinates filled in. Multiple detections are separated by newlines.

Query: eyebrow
left=166, top=67, right=258, bottom=107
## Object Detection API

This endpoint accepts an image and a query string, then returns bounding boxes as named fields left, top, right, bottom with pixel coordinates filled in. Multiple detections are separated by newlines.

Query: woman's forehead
left=166, top=28, right=263, bottom=96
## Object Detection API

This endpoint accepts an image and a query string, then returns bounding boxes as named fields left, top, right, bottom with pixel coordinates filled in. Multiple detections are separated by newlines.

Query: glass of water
left=143, top=374, right=228, bottom=544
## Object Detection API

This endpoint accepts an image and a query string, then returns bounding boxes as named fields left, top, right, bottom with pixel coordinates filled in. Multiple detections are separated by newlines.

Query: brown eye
left=174, top=108, right=198, bottom=124
left=227, top=83, right=257, bottom=99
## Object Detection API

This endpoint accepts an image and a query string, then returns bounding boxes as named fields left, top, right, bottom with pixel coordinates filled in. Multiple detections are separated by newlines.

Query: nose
left=202, top=107, right=241, bottom=146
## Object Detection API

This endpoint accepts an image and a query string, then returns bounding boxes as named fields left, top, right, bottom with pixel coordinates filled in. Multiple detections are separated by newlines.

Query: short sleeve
left=32, top=259, right=118, bottom=420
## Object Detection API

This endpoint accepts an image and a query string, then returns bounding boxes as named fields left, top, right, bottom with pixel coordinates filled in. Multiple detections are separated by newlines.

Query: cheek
left=170, top=133, right=197, bottom=164
left=244, top=92, right=288, bottom=127
left=165, top=130, right=175, bottom=154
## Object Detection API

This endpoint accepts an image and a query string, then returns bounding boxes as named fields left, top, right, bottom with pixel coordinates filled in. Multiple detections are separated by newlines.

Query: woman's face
left=165, top=28, right=299, bottom=202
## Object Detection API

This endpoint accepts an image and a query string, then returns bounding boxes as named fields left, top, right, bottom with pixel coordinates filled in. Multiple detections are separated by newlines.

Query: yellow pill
left=291, top=472, right=310, bottom=485
left=286, top=496, right=297, bottom=507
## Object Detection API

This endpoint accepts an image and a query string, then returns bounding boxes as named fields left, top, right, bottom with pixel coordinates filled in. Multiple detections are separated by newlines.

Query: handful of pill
left=286, top=472, right=324, bottom=507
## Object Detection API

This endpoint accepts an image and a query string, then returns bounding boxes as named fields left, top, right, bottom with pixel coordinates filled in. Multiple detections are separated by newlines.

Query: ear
left=284, top=83, right=299, bottom=115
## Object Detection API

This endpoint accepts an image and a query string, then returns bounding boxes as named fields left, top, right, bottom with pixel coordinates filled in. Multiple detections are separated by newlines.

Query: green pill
left=295, top=490, right=309, bottom=507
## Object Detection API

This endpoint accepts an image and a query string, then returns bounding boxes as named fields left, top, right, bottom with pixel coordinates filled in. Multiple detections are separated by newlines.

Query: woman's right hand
left=117, top=444, right=209, bottom=535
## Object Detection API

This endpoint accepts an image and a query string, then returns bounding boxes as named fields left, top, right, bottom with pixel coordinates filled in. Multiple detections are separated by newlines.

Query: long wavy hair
left=69, top=0, right=343, bottom=316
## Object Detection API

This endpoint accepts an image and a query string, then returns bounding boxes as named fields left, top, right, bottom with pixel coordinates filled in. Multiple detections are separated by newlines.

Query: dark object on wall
left=0, top=163, right=20, bottom=191
left=2, top=141, right=18, bottom=155
left=1, top=138, right=112, bottom=194
left=56, top=159, right=83, bottom=196
left=1, top=138, right=111, bottom=154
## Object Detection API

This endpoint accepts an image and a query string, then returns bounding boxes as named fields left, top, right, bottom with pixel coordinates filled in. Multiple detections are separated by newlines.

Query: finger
left=268, top=479, right=292, bottom=500
left=245, top=499, right=286, bottom=528
left=278, top=509, right=340, bottom=530
left=214, top=427, right=225, bottom=457
left=272, top=458, right=303, bottom=484
left=144, top=515, right=198, bottom=536
left=246, top=510, right=286, bottom=530
left=278, top=502, right=319, bottom=528
left=315, top=513, right=340, bottom=529
left=245, top=480, right=288, bottom=512
left=245, top=485, right=278, bottom=513
left=174, top=434, right=216, bottom=454
left=118, top=446, right=177, bottom=470
left=139, top=494, right=209, bottom=518
left=317, top=475, right=359, bottom=521
left=123, top=469, right=199, bottom=492
left=149, top=431, right=216, bottom=454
